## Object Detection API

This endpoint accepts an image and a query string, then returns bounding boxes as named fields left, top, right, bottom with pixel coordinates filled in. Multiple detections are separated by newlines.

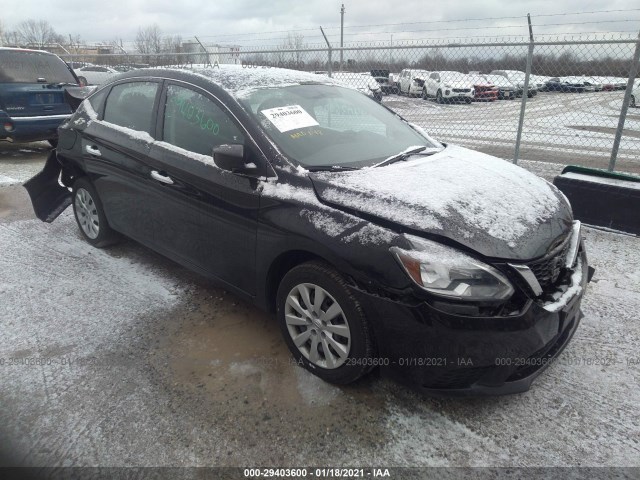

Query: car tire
left=421, top=87, right=428, bottom=100
left=465, top=97, right=472, bottom=104
left=632, top=95, right=636, bottom=108
left=72, top=178, right=120, bottom=248
left=436, top=90, right=443, bottom=104
left=276, top=261, right=375, bottom=385
left=47, top=138, right=58, bottom=148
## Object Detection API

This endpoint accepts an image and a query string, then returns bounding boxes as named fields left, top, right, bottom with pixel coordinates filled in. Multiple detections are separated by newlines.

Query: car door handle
left=150, top=170, right=174, bottom=185
left=85, top=145, right=101, bottom=157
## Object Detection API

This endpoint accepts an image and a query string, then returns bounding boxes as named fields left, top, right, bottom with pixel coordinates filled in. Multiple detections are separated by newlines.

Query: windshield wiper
left=308, top=165, right=359, bottom=172
left=373, top=146, right=431, bottom=168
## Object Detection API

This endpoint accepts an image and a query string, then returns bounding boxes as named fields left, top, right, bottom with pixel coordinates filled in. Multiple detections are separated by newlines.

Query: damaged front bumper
left=349, top=249, right=593, bottom=396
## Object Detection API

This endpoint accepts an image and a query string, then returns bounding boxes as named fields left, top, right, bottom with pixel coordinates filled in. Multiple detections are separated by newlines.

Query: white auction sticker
left=260, top=105, right=319, bottom=133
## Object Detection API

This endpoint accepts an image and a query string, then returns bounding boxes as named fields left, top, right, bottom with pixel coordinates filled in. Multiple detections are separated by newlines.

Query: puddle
left=148, top=290, right=392, bottom=457
left=163, top=302, right=343, bottom=408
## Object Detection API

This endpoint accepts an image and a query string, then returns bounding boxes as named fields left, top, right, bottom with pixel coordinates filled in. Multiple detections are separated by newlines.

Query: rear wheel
left=276, top=261, right=374, bottom=384
left=72, top=178, right=119, bottom=247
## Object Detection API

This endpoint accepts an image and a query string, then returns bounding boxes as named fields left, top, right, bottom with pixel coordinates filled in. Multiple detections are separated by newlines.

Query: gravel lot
left=0, top=142, right=639, bottom=469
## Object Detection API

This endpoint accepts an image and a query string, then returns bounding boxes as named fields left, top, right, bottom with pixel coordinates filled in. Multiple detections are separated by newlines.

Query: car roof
left=0, top=46, right=56, bottom=55
left=116, top=64, right=343, bottom=99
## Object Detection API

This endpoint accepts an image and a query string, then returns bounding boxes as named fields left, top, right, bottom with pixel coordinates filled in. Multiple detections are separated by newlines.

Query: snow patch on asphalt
left=0, top=174, right=19, bottom=186
left=0, top=211, right=183, bottom=350
left=294, top=367, right=341, bottom=406
left=383, top=404, right=510, bottom=466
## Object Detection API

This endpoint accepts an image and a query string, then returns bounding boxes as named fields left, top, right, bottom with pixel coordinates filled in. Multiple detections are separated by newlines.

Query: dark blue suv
left=0, top=47, right=80, bottom=146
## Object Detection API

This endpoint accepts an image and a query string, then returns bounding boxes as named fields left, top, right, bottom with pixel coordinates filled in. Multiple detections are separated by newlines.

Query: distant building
left=180, top=42, right=241, bottom=65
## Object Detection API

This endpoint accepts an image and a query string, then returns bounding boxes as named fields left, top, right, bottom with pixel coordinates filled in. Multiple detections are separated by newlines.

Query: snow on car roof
left=167, top=64, right=343, bottom=98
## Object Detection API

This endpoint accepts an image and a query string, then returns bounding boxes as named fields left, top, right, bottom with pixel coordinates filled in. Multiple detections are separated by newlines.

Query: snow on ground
left=0, top=174, right=19, bottom=186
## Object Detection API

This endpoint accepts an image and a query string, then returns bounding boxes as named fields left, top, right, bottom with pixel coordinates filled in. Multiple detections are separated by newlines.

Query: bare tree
left=160, top=34, right=183, bottom=65
left=135, top=24, right=162, bottom=55
left=16, top=19, right=63, bottom=47
left=0, top=20, right=4, bottom=46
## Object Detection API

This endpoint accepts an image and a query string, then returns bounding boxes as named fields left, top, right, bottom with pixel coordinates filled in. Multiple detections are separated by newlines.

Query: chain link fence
left=59, top=34, right=640, bottom=177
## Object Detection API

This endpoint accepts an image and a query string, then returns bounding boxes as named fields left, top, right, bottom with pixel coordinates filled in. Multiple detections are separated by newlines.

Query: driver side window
left=162, top=84, right=244, bottom=155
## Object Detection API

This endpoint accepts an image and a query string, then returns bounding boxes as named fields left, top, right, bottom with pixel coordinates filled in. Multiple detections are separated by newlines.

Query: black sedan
left=25, top=66, right=592, bottom=395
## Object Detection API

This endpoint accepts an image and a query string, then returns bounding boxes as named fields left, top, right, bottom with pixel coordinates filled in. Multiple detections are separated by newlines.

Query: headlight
left=391, top=237, right=514, bottom=301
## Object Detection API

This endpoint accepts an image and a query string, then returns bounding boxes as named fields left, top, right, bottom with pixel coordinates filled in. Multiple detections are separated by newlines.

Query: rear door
left=80, top=80, right=162, bottom=247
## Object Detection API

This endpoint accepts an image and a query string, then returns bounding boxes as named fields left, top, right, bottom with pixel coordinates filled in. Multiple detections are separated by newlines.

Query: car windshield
left=0, top=50, right=76, bottom=84
left=239, top=84, right=439, bottom=169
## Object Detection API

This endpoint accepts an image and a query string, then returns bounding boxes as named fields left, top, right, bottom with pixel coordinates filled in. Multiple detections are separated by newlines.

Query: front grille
left=452, top=88, right=469, bottom=93
left=526, top=235, right=571, bottom=292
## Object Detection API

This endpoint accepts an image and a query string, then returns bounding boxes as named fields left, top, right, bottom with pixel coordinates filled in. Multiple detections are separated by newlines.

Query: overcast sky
left=2, top=0, right=639, bottom=47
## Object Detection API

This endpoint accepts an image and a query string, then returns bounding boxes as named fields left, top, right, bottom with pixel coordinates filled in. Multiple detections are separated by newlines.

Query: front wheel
left=72, top=178, right=120, bottom=247
left=421, top=87, right=428, bottom=100
left=436, top=90, right=443, bottom=104
left=276, top=261, right=374, bottom=384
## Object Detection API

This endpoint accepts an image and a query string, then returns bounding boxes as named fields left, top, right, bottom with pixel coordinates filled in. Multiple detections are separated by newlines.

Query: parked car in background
left=424, top=71, right=474, bottom=103
left=24, top=65, right=592, bottom=395
left=583, top=76, right=603, bottom=91
left=331, top=72, right=383, bottom=101
left=370, top=69, right=397, bottom=94
left=530, top=75, right=550, bottom=92
left=0, top=47, right=80, bottom=146
left=546, top=76, right=595, bottom=93
left=591, top=76, right=627, bottom=90
left=490, top=70, right=538, bottom=97
left=466, top=74, right=498, bottom=101
left=482, top=74, right=520, bottom=99
left=397, top=69, right=430, bottom=97
left=73, top=65, right=120, bottom=86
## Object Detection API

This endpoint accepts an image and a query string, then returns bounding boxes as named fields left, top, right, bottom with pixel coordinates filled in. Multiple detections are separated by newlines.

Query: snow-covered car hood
left=309, top=145, right=573, bottom=260
left=442, top=81, right=473, bottom=89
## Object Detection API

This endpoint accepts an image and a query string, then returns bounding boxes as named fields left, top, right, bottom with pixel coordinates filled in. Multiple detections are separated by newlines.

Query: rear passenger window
left=103, top=82, right=158, bottom=134
left=162, top=84, right=244, bottom=155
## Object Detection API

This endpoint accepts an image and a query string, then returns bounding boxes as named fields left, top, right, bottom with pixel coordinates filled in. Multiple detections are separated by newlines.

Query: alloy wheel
left=284, top=283, right=351, bottom=369
left=75, top=188, right=100, bottom=239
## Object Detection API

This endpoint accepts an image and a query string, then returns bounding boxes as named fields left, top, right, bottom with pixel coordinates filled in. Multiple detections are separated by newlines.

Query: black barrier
left=553, top=166, right=640, bottom=235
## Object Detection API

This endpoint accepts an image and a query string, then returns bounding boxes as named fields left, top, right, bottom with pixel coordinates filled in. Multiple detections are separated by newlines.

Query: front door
left=147, top=82, right=261, bottom=295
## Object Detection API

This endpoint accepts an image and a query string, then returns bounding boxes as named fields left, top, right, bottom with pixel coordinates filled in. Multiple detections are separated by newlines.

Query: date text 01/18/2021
left=243, top=467, right=391, bottom=477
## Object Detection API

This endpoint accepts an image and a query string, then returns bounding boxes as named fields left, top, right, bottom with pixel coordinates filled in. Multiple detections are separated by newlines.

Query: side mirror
left=212, top=144, right=259, bottom=175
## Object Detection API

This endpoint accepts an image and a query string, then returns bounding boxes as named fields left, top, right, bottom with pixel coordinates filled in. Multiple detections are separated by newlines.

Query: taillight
left=4, top=122, right=14, bottom=132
